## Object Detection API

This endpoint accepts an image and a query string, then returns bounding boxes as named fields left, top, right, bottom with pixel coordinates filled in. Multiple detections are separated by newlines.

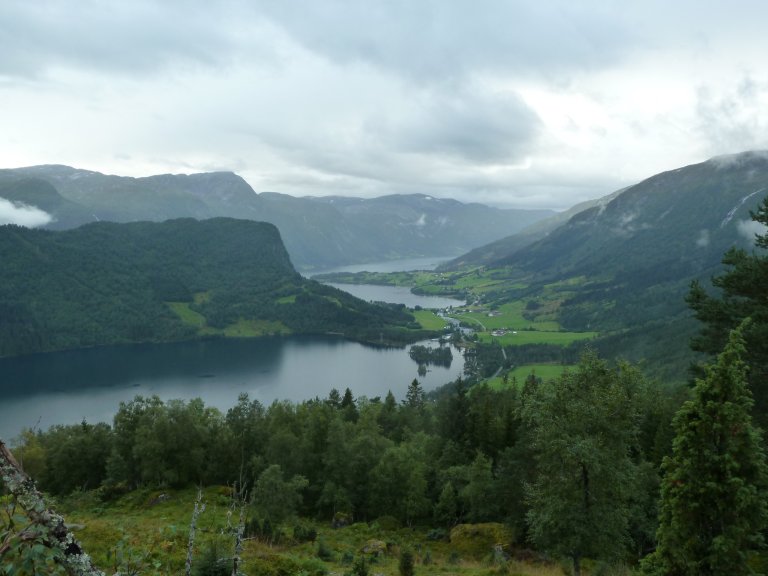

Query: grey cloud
left=0, top=198, right=52, bottom=227
left=387, top=89, right=541, bottom=163
left=253, top=0, right=638, bottom=83
left=695, top=77, right=768, bottom=156
left=737, top=218, right=767, bottom=244
left=248, top=84, right=541, bottom=193
left=709, top=150, right=768, bottom=170
left=0, top=1, right=246, bottom=78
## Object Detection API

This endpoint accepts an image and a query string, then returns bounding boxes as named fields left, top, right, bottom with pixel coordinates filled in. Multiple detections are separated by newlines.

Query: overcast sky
left=2, top=1, right=768, bottom=210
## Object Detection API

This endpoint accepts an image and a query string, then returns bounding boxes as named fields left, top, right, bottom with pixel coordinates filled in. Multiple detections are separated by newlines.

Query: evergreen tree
left=644, top=326, right=768, bottom=575
left=378, top=390, right=400, bottom=439
left=326, top=388, right=342, bottom=409
left=341, top=388, right=355, bottom=409
left=404, top=379, right=425, bottom=412
left=687, top=195, right=768, bottom=416
left=522, top=350, right=643, bottom=576
left=398, top=548, right=415, bottom=576
left=434, top=481, right=459, bottom=527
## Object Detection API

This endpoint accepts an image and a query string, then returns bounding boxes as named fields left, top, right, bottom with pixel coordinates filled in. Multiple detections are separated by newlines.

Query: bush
left=349, top=555, right=369, bottom=576
left=449, top=523, right=513, bottom=560
left=293, top=522, right=318, bottom=543
left=374, top=514, right=401, bottom=531
left=426, top=528, right=448, bottom=541
left=193, top=542, right=231, bottom=576
left=423, top=549, right=432, bottom=565
left=299, top=557, right=329, bottom=576
left=316, top=538, right=334, bottom=561
left=248, top=554, right=303, bottom=576
left=399, top=548, right=415, bottom=576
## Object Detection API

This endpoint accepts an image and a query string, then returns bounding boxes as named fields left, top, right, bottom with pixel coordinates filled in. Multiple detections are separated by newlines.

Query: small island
left=408, top=343, right=453, bottom=368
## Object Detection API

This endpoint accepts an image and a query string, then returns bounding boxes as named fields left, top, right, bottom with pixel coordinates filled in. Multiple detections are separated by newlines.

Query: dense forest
left=6, top=361, right=674, bottom=574
left=0, top=218, right=431, bottom=357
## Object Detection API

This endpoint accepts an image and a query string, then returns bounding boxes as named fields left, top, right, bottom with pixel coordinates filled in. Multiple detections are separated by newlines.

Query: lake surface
left=325, top=283, right=463, bottom=309
left=314, top=255, right=465, bottom=309
left=0, top=257, right=465, bottom=441
left=310, top=255, right=455, bottom=275
left=0, top=335, right=464, bottom=440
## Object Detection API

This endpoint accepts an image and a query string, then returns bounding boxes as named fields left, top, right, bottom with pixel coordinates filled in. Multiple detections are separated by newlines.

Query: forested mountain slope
left=440, top=192, right=623, bottom=270
left=0, top=165, right=553, bottom=269
left=451, top=152, right=768, bottom=378
left=0, top=218, right=427, bottom=357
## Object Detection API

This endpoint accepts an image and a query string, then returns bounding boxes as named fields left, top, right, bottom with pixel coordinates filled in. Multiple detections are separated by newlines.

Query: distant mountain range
left=0, top=218, right=430, bottom=357
left=447, top=151, right=768, bottom=378
left=0, top=165, right=554, bottom=270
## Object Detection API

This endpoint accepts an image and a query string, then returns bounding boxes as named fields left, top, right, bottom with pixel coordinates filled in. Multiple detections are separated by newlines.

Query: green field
left=167, top=302, right=290, bottom=337
left=413, top=310, right=450, bottom=330
left=486, top=364, right=572, bottom=389
left=167, top=301, right=206, bottom=327
left=452, top=301, right=560, bottom=332
left=221, top=319, right=290, bottom=337
left=477, top=330, right=597, bottom=346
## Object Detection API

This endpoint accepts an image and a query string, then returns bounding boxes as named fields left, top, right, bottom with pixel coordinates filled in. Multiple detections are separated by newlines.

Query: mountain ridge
left=0, top=165, right=555, bottom=270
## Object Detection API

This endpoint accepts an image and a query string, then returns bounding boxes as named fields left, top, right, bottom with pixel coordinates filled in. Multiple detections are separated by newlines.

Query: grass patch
left=413, top=310, right=450, bottom=330
left=167, top=302, right=206, bottom=328
left=452, top=301, right=560, bottom=332
left=55, top=487, right=565, bottom=576
left=478, top=330, right=597, bottom=346
left=222, top=319, right=290, bottom=337
left=168, top=302, right=289, bottom=337
left=486, top=364, right=572, bottom=389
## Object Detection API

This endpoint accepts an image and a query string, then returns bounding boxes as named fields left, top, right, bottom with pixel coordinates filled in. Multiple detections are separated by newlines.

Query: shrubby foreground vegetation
left=4, top=357, right=670, bottom=575
left=4, top=329, right=765, bottom=575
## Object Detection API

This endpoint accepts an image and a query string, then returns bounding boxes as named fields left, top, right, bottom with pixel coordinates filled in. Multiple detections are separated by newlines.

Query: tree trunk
left=573, top=553, right=581, bottom=576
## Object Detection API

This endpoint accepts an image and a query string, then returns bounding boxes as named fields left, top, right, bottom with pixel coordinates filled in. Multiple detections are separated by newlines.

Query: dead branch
left=0, top=439, right=105, bottom=576
left=185, top=487, right=206, bottom=576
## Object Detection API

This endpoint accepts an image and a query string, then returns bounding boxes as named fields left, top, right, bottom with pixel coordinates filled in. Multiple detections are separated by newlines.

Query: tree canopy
left=522, top=350, right=647, bottom=576
left=645, top=325, right=768, bottom=575
left=687, top=196, right=768, bottom=416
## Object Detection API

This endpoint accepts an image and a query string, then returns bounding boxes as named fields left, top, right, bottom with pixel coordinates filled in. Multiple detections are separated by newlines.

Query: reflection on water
left=324, top=283, right=463, bottom=309
left=0, top=335, right=464, bottom=440
left=309, top=255, right=456, bottom=275
left=1, top=257, right=467, bottom=440
left=312, top=256, right=465, bottom=309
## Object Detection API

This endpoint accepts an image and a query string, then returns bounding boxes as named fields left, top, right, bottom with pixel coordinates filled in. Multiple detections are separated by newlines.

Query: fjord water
left=0, top=257, right=465, bottom=440
left=0, top=335, right=464, bottom=440
left=313, top=255, right=465, bottom=309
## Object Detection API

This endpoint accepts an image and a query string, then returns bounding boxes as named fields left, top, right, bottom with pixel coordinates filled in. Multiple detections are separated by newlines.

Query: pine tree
left=687, top=195, right=768, bottom=417
left=404, top=379, right=425, bottom=412
left=645, top=325, right=768, bottom=575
